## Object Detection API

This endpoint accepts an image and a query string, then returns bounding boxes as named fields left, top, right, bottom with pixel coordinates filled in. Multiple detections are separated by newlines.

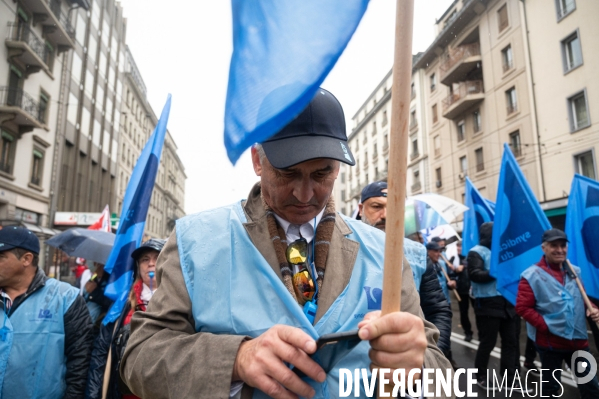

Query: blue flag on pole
left=102, top=95, right=171, bottom=324
left=462, top=177, right=495, bottom=254
left=565, top=174, right=599, bottom=300
left=490, top=144, right=551, bottom=305
left=224, top=0, right=369, bottom=164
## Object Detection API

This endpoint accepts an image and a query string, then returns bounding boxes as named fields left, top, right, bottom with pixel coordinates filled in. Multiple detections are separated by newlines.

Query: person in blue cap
left=0, top=226, right=93, bottom=398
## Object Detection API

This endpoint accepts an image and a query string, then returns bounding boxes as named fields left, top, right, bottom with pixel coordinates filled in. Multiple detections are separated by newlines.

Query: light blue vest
left=404, top=239, right=426, bottom=292
left=0, top=277, right=78, bottom=399
left=521, top=264, right=588, bottom=342
left=176, top=201, right=390, bottom=399
left=469, top=245, right=501, bottom=298
left=432, top=259, right=451, bottom=304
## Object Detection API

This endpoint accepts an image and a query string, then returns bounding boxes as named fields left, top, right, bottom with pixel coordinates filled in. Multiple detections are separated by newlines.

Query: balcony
left=5, top=23, right=51, bottom=76
left=0, top=87, right=45, bottom=134
left=411, top=181, right=422, bottom=193
left=375, top=168, right=388, bottom=182
left=23, top=0, right=76, bottom=51
left=442, top=80, right=484, bottom=120
left=410, top=151, right=420, bottom=161
left=440, top=43, right=481, bottom=86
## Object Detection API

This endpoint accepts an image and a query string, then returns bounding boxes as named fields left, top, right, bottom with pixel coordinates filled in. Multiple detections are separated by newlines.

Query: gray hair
left=254, top=143, right=266, bottom=164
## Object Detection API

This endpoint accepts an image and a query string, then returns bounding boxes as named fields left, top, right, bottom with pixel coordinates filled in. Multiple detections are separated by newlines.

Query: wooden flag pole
left=566, top=260, right=599, bottom=328
left=440, top=254, right=462, bottom=302
left=378, top=0, right=414, bottom=396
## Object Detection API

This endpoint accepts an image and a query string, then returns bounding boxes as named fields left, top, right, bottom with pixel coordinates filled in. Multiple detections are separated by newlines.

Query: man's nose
left=381, top=207, right=387, bottom=220
left=293, top=179, right=314, bottom=203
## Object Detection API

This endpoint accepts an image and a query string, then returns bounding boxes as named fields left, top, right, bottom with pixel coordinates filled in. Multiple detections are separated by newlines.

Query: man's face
left=428, top=249, right=441, bottom=263
left=542, top=240, right=568, bottom=265
left=437, top=240, right=446, bottom=250
left=0, top=250, right=32, bottom=288
left=252, top=148, right=340, bottom=224
left=359, top=192, right=388, bottom=231
left=138, top=250, right=159, bottom=287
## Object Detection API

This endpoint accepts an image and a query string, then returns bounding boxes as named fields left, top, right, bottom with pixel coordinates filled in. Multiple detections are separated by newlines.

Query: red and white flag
left=88, top=205, right=111, bottom=232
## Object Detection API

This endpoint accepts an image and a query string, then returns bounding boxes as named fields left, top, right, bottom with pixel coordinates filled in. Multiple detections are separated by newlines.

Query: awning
left=22, top=222, right=43, bottom=233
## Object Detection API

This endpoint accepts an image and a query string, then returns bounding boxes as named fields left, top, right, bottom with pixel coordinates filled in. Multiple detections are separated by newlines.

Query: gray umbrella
left=46, top=228, right=116, bottom=264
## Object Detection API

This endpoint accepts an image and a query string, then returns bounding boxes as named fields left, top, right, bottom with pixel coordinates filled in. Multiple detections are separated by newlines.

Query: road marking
left=451, top=332, right=577, bottom=388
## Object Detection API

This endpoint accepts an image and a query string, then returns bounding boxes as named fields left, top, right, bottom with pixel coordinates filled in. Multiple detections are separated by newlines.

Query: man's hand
left=586, top=308, right=599, bottom=323
left=232, top=325, right=325, bottom=399
left=357, top=311, right=427, bottom=379
left=84, top=280, right=97, bottom=294
left=447, top=280, right=457, bottom=290
left=456, top=265, right=464, bottom=273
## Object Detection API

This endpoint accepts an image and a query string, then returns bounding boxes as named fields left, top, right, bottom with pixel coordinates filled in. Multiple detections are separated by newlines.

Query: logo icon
left=363, top=286, right=382, bottom=310
left=38, top=309, right=52, bottom=319
left=571, top=350, right=597, bottom=384
left=340, top=142, right=352, bottom=162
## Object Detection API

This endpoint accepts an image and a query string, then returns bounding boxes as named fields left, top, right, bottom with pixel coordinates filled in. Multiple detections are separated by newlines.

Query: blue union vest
left=404, top=239, right=426, bottom=292
left=0, top=277, right=78, bottom=399
left=521, top=263, right=587, bottom=342
left=176, top=201, right=392, bottom=399
left=469, top=245, right=501, bottom=298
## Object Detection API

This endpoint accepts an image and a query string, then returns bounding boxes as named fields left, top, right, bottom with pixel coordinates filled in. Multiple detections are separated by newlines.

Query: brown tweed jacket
left=120, top=183, right=453, bottom=398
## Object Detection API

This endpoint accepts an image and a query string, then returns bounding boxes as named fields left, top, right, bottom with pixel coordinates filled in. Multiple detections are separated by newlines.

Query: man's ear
left=20, top=252, right=34, bottom=268
left=251, top=147, right=262, bottom=176
left=358, top=203, right=364, bottom=216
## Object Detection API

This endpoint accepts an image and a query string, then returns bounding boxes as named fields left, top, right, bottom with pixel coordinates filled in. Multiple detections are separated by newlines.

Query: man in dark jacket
left=0, top=227, right=93, bottom=398
left=467, top=222, right=521, bottom=391
left=359, top=181, right=453, bottom=356
left=450, top=241, right=473, bottom=342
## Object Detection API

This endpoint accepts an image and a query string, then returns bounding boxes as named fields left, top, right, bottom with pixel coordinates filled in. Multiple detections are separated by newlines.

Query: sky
left=118, top=0, right=455, bottom=214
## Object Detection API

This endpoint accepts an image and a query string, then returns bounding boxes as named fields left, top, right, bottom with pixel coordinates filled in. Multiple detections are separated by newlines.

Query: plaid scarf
left=263, top=194, right=336, bottom=306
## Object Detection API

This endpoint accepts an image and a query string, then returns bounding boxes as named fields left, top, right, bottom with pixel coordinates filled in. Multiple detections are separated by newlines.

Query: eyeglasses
left=286, top=238, right=315, bottom=304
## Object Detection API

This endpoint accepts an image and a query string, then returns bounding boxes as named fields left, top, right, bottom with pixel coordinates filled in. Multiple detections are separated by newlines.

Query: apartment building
left=338, top=55, right=430, bottom=216
left=117, top=46, right=186, bottom=239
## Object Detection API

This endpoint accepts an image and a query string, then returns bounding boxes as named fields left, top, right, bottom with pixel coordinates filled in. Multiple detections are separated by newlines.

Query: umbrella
left=46, top=228, right=115, bottom=264
left=404, top=193, right=469, bottom=235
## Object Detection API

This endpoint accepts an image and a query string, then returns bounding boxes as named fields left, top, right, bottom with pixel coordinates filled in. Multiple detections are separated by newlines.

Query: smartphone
left=315, top=330, right=360, bottom=349
left=293, top=330, right=361, bottom=378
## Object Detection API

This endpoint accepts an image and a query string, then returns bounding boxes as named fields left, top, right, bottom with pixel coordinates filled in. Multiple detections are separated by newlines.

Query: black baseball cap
left=0, top=226, right=40, bottom=254
left=131, top=238, right=166, bottom=261
left=426, top=242, right=442, bottom=251
left=542, top=228, right=569, bottom=243
left=261, top=88, right=355, bottom=169
left=360, top=181, right=387, bottom=203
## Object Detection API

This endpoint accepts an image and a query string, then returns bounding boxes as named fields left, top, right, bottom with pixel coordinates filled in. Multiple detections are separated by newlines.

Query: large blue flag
left=490, top=144, right=551, bottom=304
left=103, top=95, right=171, bottom=324
left=565, top=174, right=599, bottom=299
left=462, top=177, right=495, bottom=254
left=224, top=0, right=369, bottom=164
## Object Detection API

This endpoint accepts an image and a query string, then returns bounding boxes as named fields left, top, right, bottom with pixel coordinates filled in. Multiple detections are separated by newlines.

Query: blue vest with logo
left=432, top=259, right=451, bottom=304
left=176, top=201, right=391, bottom=399
left=469, top=245, right=501, bottom=298
left=0, top=277, right=78, bottom=399
left=404, top=239, right=426, bottom=293
left=521, top=264, right=587, bottom=342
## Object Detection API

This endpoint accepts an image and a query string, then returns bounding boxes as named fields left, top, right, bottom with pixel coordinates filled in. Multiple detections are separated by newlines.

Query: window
left=411, top=138, right=419, bottom=159
left=432, top=104, right=438, bottom=124
left=434, top=135, right=441, bottom=157
left=383, top=133, right=389, bottom=150
left=341, top=172, right=345, bottom=183
left=0, top=131, right=16, bottom=174
left=410, top=82, right=416, bottom=99
left=473, top=110, right=482, bottom=133
left=430, top=73, right=437, bottom=92
left=574, top=150, right=596, bottom=180
left=38, top=92, right=49, bottom=124
left=382, top=110, right=388, bottom=126
left=562, top=31, right=582, bottom=72
left=506, top=87, right=517, bottom=115
left=435, top=168, right=442, bottom=188
left=568, top=90, right=590, bottom=131
left=475, top=147, right=485, bottom=172
left=341, top=190, right=346, bottom=201
left=502, top=45, right=513, bottom=72
left=410, top=109, right=417, bottom=128
left=556, top=0, right=576, bottom=19
left=30, top=148, right=44, bottom=186
left=498, top=4, right=509, bottom=32
left=373, top=142, right=378, bottom=157
left=459, top=156, right=468, bottom=174
left=456, top=121, right=465, bottom=142
left=509, top=131, right=522, bottom=156
left=372, top=121, right=377, bottom=135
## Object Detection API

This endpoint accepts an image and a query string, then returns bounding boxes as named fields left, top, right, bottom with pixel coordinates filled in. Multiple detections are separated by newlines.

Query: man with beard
left=358, top=181, right=453, bottom=359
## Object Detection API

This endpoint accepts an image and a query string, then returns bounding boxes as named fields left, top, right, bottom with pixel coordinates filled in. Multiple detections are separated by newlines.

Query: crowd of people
left=1, top=88, right=599, bottom=398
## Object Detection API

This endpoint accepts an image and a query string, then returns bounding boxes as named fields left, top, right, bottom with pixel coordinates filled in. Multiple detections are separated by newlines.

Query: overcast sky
left=118, top=0, right=455, bottom=214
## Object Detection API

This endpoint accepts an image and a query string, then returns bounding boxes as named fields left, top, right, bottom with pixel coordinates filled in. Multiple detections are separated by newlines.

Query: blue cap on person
left=0, top=226, right=40, bottom=254
left=360, top=181, right=387, bottom=203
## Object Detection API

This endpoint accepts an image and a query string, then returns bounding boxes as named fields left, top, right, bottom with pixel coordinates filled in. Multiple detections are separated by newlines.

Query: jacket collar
left=242, top=182, right=359, bottom=324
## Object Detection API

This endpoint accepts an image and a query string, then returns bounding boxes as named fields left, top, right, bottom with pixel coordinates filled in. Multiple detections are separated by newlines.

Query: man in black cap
left=0, top=227, right=93, bottom=398
left=516, top=228, right=599, bottom=397
left=122, top=88, right=452, bottom=399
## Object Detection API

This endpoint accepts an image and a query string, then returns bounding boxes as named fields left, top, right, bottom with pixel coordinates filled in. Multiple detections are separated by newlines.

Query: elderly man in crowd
left=516, top=228, right=599, bottom=398
left=121, top=88, right=451, bottom=398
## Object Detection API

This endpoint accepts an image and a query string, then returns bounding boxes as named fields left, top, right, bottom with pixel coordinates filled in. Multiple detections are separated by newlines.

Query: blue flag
left=103, top=95, right=171, bottom=324
left=565, top=174, right=599, bottom=300
left=462, top=177, right=495, bottom=254
left=490, top=144, right=551, bottom=304
left=224, top=0, right=369, bottom=164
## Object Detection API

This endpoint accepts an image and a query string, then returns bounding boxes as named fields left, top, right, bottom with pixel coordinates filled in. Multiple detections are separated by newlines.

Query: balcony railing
left=411, top=181, right=422, bottom=192
left=0, top=87, right=41, bottom=121
left=440, top=43, right=481, bottom=76
left=410, top=151, right=420, bottom=161
left=6, top=23, right=49, bottom=63
left=502, top=59, right=513, bottom=73
left=48, top=0, right=75, bottom=38
left=442, top=80, right=484, bottom=114
left=506, top=102, right=518, bottom=115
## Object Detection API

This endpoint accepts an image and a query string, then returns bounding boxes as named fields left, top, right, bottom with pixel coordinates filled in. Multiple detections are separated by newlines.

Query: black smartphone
left=315, top=330, right=360, bottom=349
left=293, top=330, right=361, bottom=378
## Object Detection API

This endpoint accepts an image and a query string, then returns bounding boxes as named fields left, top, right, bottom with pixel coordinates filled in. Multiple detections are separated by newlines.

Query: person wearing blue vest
left=358, top=181, right=452, bottom=358
left=121, top=88, right=452, bottom=399
left=466, top=222, right=522, bottom=392
left=0, top=226, right=93, bottom=398
left=516, top=228, right=599, bottom=398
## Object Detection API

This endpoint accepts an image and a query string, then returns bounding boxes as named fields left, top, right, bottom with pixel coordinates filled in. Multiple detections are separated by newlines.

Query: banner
left=491, top=144, right=551, bottom=304
left=462, top=177, right=495, bottom=254
left=224, top=0, right=369, bottom=164
left=103, top=95, right=171, bottom=324
left=88, top=204, right=111, bottom=232
left=565, top=174, right=599, bottom=299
